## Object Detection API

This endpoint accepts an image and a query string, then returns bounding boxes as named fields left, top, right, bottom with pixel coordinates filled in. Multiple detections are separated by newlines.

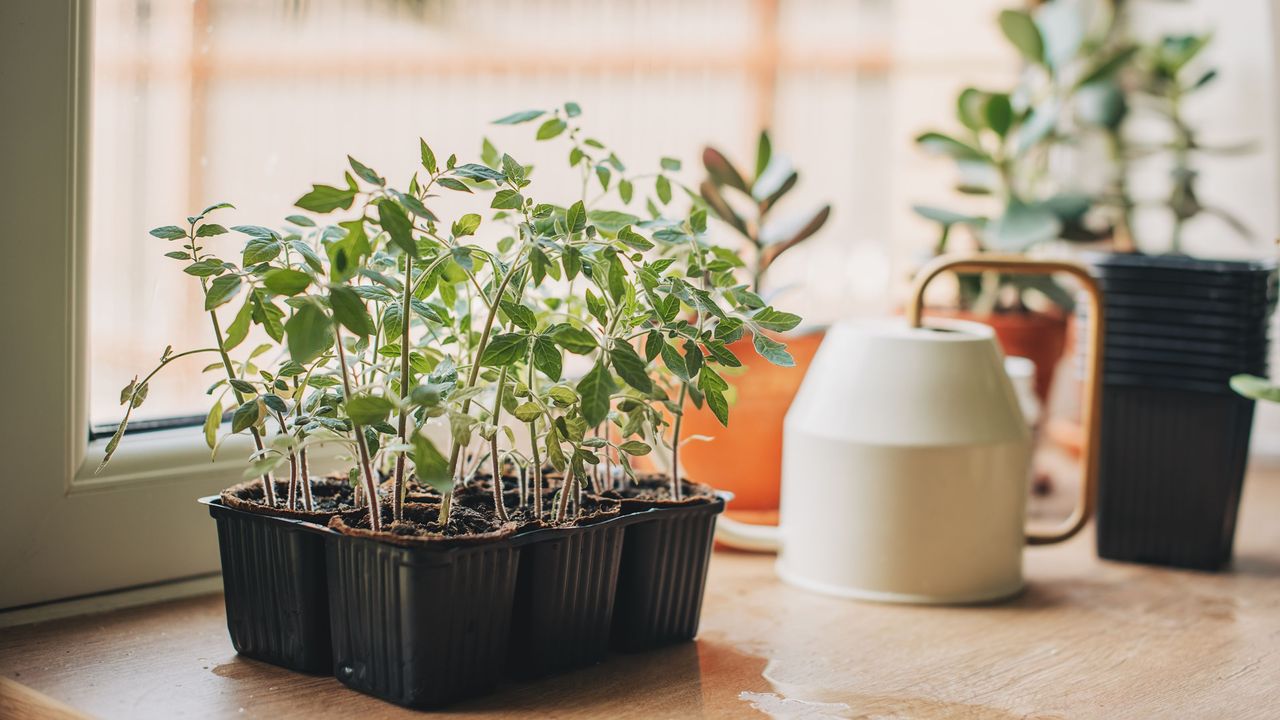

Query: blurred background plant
left=699, top=132, right=832, bottom=298
left=912, top=0, right=1256, bottom=311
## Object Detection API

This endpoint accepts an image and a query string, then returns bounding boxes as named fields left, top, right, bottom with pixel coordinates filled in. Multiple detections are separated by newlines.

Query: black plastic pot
left=1086, top=253, right=1274, bottom=571
left=506, top=515, right=628, bottom=679
left=200, top=497, right=333, bottom=674
left=325, top=524, right=521, bottom=709
left=611, top=496, right=726, bottom=652
left=1096, top=385, right=1256, bottom=570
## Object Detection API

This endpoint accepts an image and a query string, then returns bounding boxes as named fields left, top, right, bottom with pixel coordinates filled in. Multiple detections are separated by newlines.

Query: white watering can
left=716, top=255, right=1104, bottom=604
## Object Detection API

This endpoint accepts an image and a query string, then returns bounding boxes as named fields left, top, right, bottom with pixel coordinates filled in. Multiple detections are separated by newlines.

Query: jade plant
left=102, top=102, right=802, bottom=531
left=1128, top=32, right=1252, bottom=254
left=699, top=132, right=831, bottom=294
left=912, top=3, right=1133, bottom=311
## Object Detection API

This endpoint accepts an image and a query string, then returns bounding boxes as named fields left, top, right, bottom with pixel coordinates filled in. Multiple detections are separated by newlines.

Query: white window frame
left=0, top=0, right=262, bottom=610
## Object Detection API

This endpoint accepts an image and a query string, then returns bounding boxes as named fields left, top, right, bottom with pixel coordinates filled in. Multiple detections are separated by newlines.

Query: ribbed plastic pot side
left=324, top=514, right=520, bottom=709
left=1095, top=384, right=1256, bottom=570
left=200, top=478, right=359, bottom=674
left=611, top=491, right=726, bottom=652
left=506, top=510, right=628, bottom=679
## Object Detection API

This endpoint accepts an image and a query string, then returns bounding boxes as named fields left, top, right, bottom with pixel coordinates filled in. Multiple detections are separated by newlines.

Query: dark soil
left=454, top=476, right=620, bottom=529
left=329, top=501, right=516, bottom=545
left=596, top=474, right=718, bottom=508
left=220, top=476, right=358, bottom=520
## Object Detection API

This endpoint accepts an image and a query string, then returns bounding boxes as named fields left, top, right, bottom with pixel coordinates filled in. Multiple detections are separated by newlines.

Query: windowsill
left=71, top=425, right=256, bottom=494
left=4, top=468, right=1280, bottom=718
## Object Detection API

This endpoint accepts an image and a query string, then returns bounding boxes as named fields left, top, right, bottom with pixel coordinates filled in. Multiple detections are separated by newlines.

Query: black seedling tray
left=1095, top=345, right=1268, bottom=372
left=201, top=497, right=334, bottom=674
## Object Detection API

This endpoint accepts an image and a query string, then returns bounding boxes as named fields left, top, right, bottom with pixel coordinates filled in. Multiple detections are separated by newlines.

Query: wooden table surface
left=4, top=466, right=1279, bottom=719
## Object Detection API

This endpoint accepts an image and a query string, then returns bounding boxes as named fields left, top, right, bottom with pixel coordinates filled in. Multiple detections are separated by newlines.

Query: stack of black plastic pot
left=1083, top=253, right=1277, bottom=571
left=200, top=486, right=724, bottom=709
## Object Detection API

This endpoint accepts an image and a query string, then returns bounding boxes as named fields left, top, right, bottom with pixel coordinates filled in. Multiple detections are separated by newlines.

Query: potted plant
left=1086, top=31, right=1273, bottom=571
left=912, top=4, right=1127, bottom=404
left=674, top=133, right=831, bottom=526
left=101, top=203, right=375, bottom=674
left=487, top=108, right=803, bottom=650
left=103, top=103, right=801, bottom=707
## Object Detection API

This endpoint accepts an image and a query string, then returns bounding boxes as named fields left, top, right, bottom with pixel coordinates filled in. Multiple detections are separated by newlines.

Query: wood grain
left=3, top=467, right=1279, bottom=719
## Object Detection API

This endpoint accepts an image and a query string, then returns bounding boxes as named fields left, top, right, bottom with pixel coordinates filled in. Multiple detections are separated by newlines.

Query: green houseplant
left=103, top=103, right=801, bottom=706
left=679, top=134, right=831, bottom=525
left=912, top=2, right=1133, bottom=401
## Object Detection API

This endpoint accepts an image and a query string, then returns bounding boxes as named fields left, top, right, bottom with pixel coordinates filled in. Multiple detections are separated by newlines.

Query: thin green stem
left=335, top=327, right=382, bottom=532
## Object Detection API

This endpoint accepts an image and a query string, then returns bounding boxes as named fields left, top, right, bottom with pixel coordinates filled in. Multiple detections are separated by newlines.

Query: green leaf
left=242, top=237, right=281, bottom=266
left=619, top=440, right=651, bottom=456
left=589, top=210, right=641, bottom=237
left=752, top=332, right=794, bottom=367
left=493, top=109, right=545, bottom=125
left=705, top=388, right=729, bottom=426
left=204, top=275, right=242, bottom=310
left=295, top=184, right=356, bottom=213
left=912, top=205, right=982, bottom=228
left=452, top=213, right=481, bottom=238
left=566, top=200, right=586, bottom=233
left=596, top=165, right=612, bottom=191
left=513, top=401, right=543, bottom=422
left=231, top=400, right=260, bottom=433
left=492, top=189, right=524, bottom=210
left=532, top=336, right=562, bottom=381
left=284, top=303, right=332, bottom=364
left=1231, top=374, right=1280, bottom=403
left=348, top=155, right=385, bottom=186
left=617, top=225, right=654, bottom=251
left=437, top=177, right=472, bottom=193
left=184, top=259, right=227, bottom=277
left=286, top=214, right=315, bottom=227
left=998, top=9, right=1044, bottom=64
left=224, top=299, right=253, bottom=350
left=502, top=302, right=537, bottom=331
left=196, top=223, right=228, bottom=237
left=536, top=118, right=567, bottom=140
left=347, top=394, right=394, bottom=425
left=330, top=285, right=375, bottom=337
left=655, top=175, right=672, bottom=204
left=564, top=101, right=582, bottom=117
left=263, top=268, right=311, bottom=296
left=203, top=401, right=222, bottom=449
left=751, top=307, right=802, bottom=333
left=610, top=340, right=653, bottom=393
left=150, top=225, right=188, bottom=240
left=411, top=429, right=452, bottom=494
left=987, top=201, right=1062, bottom=251
left=480, top=332, right=530, bottom=366
left=619, top=179, right=634, bottom=204
left=452, top=163, right=505, bottom=182
left=550, top=324, right=597, bottom=354
left=419, top=138, right=438, bottom=174
left=661, top=157, right=682, bottom=172
left=377, top=200, right=417, bottom=257
left=644, top=330, right=663, bottom=361
left=755, top=130, right=772, bottom=179
left=661, top=341, right=690, bottom=381
left=577, top=360, right=617, bottom=427
left=916, top=132, right=989, bottom=162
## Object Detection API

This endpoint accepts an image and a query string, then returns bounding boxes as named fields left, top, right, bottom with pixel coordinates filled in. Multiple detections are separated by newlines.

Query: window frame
left=0, top=0, right=259, bottom=610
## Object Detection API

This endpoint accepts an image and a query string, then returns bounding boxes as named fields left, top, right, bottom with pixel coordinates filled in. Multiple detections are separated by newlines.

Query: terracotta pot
left=678, top=328, right=825, bottom=523
left=933, top=309, right=1068, bottom=403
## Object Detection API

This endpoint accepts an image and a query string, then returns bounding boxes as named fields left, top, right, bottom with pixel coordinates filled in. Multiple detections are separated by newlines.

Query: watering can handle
left=908, top=253, right=1104, bottom=545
